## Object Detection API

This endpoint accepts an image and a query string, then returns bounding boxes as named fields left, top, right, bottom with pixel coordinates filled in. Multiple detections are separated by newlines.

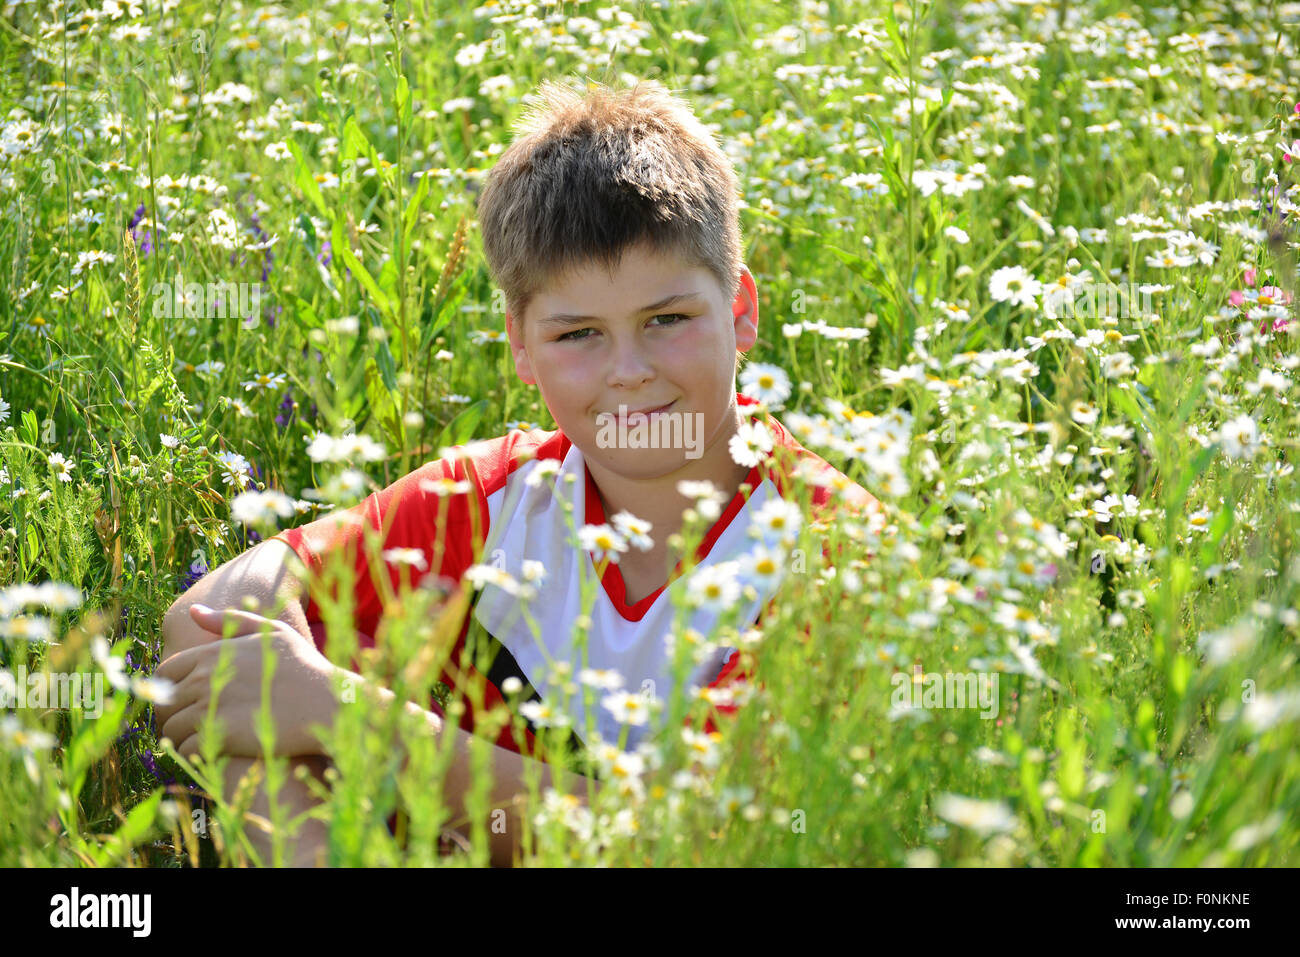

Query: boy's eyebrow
left=539, top=292, right=706, bottom=326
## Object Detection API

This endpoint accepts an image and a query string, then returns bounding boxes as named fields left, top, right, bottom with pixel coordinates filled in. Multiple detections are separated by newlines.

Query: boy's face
left=506, top=241, right=759, bottom=482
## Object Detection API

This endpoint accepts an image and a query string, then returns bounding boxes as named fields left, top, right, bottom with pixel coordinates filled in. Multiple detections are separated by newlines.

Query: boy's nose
left=606, top=340, right=655, bottom=389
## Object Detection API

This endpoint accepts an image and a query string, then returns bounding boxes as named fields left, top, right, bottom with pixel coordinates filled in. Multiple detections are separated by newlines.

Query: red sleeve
left=271, top=431, right=553, bottom=757
left=272, top=453, right=490, bottom=647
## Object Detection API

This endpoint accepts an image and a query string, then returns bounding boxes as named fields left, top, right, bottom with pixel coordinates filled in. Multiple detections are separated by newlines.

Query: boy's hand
left=154, top=605, right=341, bottom=760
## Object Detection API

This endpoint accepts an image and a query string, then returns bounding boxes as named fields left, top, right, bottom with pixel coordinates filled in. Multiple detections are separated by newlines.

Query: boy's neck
left=582, top=403, right=753, bottom=563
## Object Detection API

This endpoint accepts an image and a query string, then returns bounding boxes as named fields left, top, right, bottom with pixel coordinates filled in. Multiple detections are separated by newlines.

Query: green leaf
left=288, top=141, right=328, bottom=218
left=65, top=691, right=132, bottom=804
left=20, top=409, right=39, bottom=447
left=364, top=358, right=403, bottom=453
left=395, top=74, right=413, bottom=141
left=436, top=399, right=489, bottom=451
left=882, top=3, right=908, bottom=64
left=297, top=213, right=318, bottom=256
left=341, top=114, right=378, bottom=168
left=93, top=789, right=164, bottom=866
left=402, top=170, right=431, bottom=253
left=1055, top=710, right=1085, bottom=801
left=332, top=216, right=392, bottom=317
left=418, top=269, right=470, bottom=353
left=1168, top=444, right=1217, bottom=521
left=365, top=304, right=399, bottom=391
left=292, top=296, right=323, bottom=334
left=1198, top=495, right=1238, bottom=567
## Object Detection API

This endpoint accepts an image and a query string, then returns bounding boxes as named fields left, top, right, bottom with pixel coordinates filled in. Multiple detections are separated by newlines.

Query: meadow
left=0, top=0, right=1297, bottom=867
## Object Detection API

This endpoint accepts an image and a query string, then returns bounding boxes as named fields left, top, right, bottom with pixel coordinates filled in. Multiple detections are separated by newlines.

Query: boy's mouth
left=611, top=400, right=675, bottom=422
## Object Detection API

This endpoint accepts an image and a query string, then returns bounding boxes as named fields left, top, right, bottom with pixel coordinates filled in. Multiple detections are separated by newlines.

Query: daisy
left=749, top=498, right=803, bottom=542
left=381, top=547, right=429, bottom=572
left=1145, top=249, right=1196, bottom=269
left=1218, top=414, right=1260, bottom=460
left=728, top=421, right=774, bottom=468
left=579, top=668, right=625, bottom=691
left=578, top=523, right=628, bottom=565
left=215, top=451, right=253, bottom=489
left=264, top=141, right=292, bottom=160
left=1015, top=198, right=1055, bottom=237
left=935, top=794, right=1017, bottom=836
left=0, top=616, right=53, bottom=642
left=241, top=371, right=287, bottom=392
left=682, top=728, right=723, bottom=769
left=744, top=544, right=786, bottom=589
left=130, top=676, right=177, bottom=705
left=70, top=249, right=115, bottom=276
left=419, top=475, right=473, bottom=496
left=519, top=699, right=571, bottom=729
left=1100, top=353, right=1135, bottom=379
left=601, top=690, right=653, bottom=727
left=231, top=489, right=296, bottom=526
left=686, top=562, right=742, bottom=611
left=223, top=396, right=256, bottom=418
left=610, top=511, right=654, bottom=552
left=739, top=362, right=792, bottom=407
left=91, top=636, right=131, bottom=692
left=47, top=453, right=74, bottom=482
left=988, top=265, right=1041, bottom=308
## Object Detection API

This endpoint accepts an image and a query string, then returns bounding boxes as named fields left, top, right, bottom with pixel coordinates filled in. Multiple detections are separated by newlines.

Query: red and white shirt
left=274, top=393, right=878, bottom=758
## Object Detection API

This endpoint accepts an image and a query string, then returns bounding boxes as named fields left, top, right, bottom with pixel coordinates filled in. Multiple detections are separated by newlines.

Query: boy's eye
left=649, top=313, right=692, bottom=327
left=554, top=314, right=692, bottom=342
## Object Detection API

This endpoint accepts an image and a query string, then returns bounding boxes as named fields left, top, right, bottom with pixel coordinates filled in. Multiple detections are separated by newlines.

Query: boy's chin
left=582, top=445, right=703, bottom=481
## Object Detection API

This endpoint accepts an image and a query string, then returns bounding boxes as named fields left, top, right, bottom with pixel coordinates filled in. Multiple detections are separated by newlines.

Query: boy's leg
left=220, top=754, right=332, bottom=867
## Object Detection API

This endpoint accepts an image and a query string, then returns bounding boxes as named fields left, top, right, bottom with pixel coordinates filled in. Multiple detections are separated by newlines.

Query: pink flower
left=1259, top=285, right=1292, bottom=305
left=1244, top=267, right=1256, bottom=287
left=1230, top=289, right=1245, bottom=307
left=1294, top=102, right=1299, bottom=114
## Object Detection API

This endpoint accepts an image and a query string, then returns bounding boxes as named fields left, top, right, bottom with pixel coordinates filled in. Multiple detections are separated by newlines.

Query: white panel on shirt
left=472, top=442, right=786, bottom=751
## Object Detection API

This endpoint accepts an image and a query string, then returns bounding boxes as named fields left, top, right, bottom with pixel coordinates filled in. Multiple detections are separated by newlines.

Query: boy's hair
left=477, top=78, right=743, bottom=324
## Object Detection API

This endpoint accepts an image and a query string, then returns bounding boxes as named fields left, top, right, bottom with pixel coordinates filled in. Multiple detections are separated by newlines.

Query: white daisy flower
left=231, top=489, right=295, bottom=527
left=601, top=690, right=654, bottom=727
left=988, top=265, right=1042, bottom=308
left=579, top=668, right=625, bottom=691
left=610, top=511, right=654, bottom=552
left=739, top=363, right=793, bottom=408
left=47, top=453, right=74, bottom=483
left=686, top=562, right=742, bottom=611
left=728, top=421, right=774, bottom=468
left=578, top=523, right=628, bottom=565
left=1218, top=413, right=1260, bottom=460
left=520, top=699, right=571, bottom=729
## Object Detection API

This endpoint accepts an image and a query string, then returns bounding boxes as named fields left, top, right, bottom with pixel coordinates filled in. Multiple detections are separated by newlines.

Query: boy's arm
left=162, top=537, right=312, bottom=658
left=160, top=538, right=591, bottom=866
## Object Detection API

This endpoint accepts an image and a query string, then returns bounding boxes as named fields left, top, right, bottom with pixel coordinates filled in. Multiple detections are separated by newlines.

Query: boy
left=156, top=78, right=877, bottom=866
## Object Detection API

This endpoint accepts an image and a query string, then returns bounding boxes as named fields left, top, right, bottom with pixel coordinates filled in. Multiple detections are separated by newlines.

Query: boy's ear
left=732, top=265, right=759, bottom=353
left=505, top=310, right=536, bottom=385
